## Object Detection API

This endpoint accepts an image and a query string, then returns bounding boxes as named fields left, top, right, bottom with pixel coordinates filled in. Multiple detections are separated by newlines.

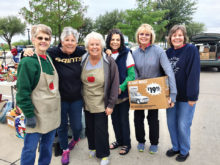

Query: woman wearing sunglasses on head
left=16, top=24, right=61, bottom=165
left=132, top=24, right=177, bottom=154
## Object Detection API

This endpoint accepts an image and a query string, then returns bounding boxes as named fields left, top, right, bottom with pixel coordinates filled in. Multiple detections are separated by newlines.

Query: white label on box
left=8, top=119, right=14, bottom=127
left=129, top=86, right=138, bottom=92
left=199, top=46, right=204, bottom=52
left=146, top=83, right=161, bottom=95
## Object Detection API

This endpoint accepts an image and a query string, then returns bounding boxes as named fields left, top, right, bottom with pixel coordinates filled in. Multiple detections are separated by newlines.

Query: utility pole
left=27, top=28, right=30, bottom=45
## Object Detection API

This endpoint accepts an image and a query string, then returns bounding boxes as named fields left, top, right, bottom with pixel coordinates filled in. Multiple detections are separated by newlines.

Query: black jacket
left=47, top=45, right=86, bottom=102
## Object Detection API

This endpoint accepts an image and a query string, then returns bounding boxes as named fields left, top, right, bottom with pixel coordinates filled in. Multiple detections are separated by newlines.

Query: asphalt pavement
left=0, top=68, right=220, bottom=165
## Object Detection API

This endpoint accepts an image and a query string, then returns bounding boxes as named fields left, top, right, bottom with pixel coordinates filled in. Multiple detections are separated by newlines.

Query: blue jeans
left=111, top=100, right=131, bottom=148
left=20, top=129, right=56, bottom=165
left=166, top=101, right=196, bottom=155
left=57, top=100, right=83, bottom=150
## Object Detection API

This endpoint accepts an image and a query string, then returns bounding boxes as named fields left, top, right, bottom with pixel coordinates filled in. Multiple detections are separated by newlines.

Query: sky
left=0, top=0, right=220, bottom=43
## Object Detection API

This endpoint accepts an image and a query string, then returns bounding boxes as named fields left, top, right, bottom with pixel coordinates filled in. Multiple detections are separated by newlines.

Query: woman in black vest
left=106, top=29, right=135, bottom=155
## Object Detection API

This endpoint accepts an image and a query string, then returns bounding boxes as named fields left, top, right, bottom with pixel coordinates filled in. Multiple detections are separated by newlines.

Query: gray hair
left=61, top=27, right=79, bottom=42
left=31, top=24, right=52, bottom=39
left=84, top=31, right=105, bottom=50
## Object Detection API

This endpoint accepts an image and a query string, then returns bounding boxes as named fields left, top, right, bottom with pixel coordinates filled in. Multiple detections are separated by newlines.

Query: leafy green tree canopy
left=186, top=22, right=206, bottom=41
left=0, top=16, right=26, bottom=50
left=156, top=0, right=197, bottom=31
left=94, top=9, right=126, bottom=36
left=78, top=17, right=94, bottom=44
left=117, top=0, right=168, bottom=42
left=20, top=0, right=87, bottom=43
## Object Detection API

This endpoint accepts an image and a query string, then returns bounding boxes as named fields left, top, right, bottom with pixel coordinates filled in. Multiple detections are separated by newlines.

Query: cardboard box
left=6, top=113, right=15, bottom=128
left=128, top=76, right=170, bottom=110
left=209, top=52, right=216, bottom=60
left=200, top=52, right=209, bottom=60
left=203, top=47, right=209, bottom=53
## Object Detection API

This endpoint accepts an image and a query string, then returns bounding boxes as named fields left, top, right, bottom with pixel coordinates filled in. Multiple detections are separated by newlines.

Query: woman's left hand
left=105, top=107, right=113, bottom=115
left=119, top=88, right=121, bottom=95
left=105, top=49, right=112, bottom=56
left=188, top=101, right=196, bottom=107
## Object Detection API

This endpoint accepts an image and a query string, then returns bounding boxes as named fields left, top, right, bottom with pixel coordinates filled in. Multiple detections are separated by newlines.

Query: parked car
left=130, top=92, right=149, bottom=104
left=191, top=33, right=220, bottom=71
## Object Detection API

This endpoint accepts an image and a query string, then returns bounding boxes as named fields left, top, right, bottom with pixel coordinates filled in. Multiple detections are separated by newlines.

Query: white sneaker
left=100, top=157, right=109, bottom=165
left=89, top=150, right=96, bottom=158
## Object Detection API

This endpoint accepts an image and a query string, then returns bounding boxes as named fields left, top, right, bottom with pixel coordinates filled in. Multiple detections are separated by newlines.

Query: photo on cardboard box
left=128, top=76, right=170, bottom=110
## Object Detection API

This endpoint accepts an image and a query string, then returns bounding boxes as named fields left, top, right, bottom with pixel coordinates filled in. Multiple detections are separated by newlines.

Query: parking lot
left=0, top=67, right=220, bottom=165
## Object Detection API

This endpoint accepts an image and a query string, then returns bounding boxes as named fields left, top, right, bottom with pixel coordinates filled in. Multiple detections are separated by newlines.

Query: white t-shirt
left=111, top=51, right=135, bottom=68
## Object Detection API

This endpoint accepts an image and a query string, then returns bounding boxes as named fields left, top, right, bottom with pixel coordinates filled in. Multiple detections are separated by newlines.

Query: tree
left=0, top=16, right=26, bottom=50
left=94, top=9, right=126, bottom=36
left=156, top=0, right=197, bottom=32
left=186, top=22, right=206, bottom=41
left=20, top=0, right=87, bottom=43
left=13, top=40, right=30, bottom=47
left=78, top=17, right=94, bottom=44
left=116, top=0, right=168, bottom=42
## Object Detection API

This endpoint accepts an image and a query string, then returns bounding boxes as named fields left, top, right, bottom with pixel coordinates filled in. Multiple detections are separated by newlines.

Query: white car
left=130, top=92, right=149, bottom=104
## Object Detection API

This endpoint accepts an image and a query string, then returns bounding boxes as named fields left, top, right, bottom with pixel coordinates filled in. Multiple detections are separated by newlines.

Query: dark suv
left=191, top=33, right=220, bottom=71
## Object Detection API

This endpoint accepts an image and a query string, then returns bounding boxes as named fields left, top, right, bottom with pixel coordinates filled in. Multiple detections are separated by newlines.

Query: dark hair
left=106, top=29, right=125, bottom=52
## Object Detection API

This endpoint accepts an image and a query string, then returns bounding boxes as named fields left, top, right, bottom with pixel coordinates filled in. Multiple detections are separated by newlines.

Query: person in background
left=105, top=29, right=135, bottom=155
left=16, top=24, right=61, bottom=165
left=23, top=27, right=86, bottom=165
left=165, top=25, right=200, bottom=162
left=81, top=32, right=119, bottom=165
left=11, top=46, right=18, bottom=63
left=132, top=24, right=177, bottom=154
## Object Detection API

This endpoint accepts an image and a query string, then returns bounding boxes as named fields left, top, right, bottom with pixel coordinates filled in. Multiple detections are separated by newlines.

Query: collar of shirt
left=39, top=54, right=47, bottom=60
left=112, top=50, right=119, bottom=54
left=139, top=43, right=151, bottom=50
left=174, top=44, right=186, bottom=50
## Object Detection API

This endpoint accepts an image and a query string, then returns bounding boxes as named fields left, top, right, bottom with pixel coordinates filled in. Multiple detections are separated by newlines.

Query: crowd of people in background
left=16, top=22, right=200, bottom=165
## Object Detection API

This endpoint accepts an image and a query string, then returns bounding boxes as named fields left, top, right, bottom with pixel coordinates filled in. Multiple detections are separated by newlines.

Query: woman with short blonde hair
left=132, top=23, right=177, bottom=154
left=135, top=24, right=156, bottom=45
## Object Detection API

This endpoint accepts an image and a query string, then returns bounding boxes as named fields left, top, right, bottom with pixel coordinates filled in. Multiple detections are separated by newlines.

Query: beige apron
left=27, top=55, right=61, bottom=134
left=81, top=57, right=105, bottom=113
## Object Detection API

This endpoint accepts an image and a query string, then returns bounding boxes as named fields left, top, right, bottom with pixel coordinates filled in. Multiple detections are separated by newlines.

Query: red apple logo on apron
left=87, top=76, right=95, bottom=83
left=49, top=82, right=54, bottom=90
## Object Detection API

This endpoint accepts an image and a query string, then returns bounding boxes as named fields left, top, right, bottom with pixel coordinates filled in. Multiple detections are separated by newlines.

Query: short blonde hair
left=167, top=25, right=188, bottom=47
left=135, top=24, right=156, bottom=45
left=84, top=32, right=105, bottom=50
left=31, top=24, right=52, bottom=39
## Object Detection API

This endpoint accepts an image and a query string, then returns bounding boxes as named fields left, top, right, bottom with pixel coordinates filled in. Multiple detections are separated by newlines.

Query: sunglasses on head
left=139, top=33, right=151, bottom=37
left=36, top=36, right=50, bottom=41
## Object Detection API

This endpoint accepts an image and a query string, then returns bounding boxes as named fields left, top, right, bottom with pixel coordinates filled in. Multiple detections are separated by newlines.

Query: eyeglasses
left=139, top=33, right=151, bottom=37
left=36, top=36, right=51, bottom=41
